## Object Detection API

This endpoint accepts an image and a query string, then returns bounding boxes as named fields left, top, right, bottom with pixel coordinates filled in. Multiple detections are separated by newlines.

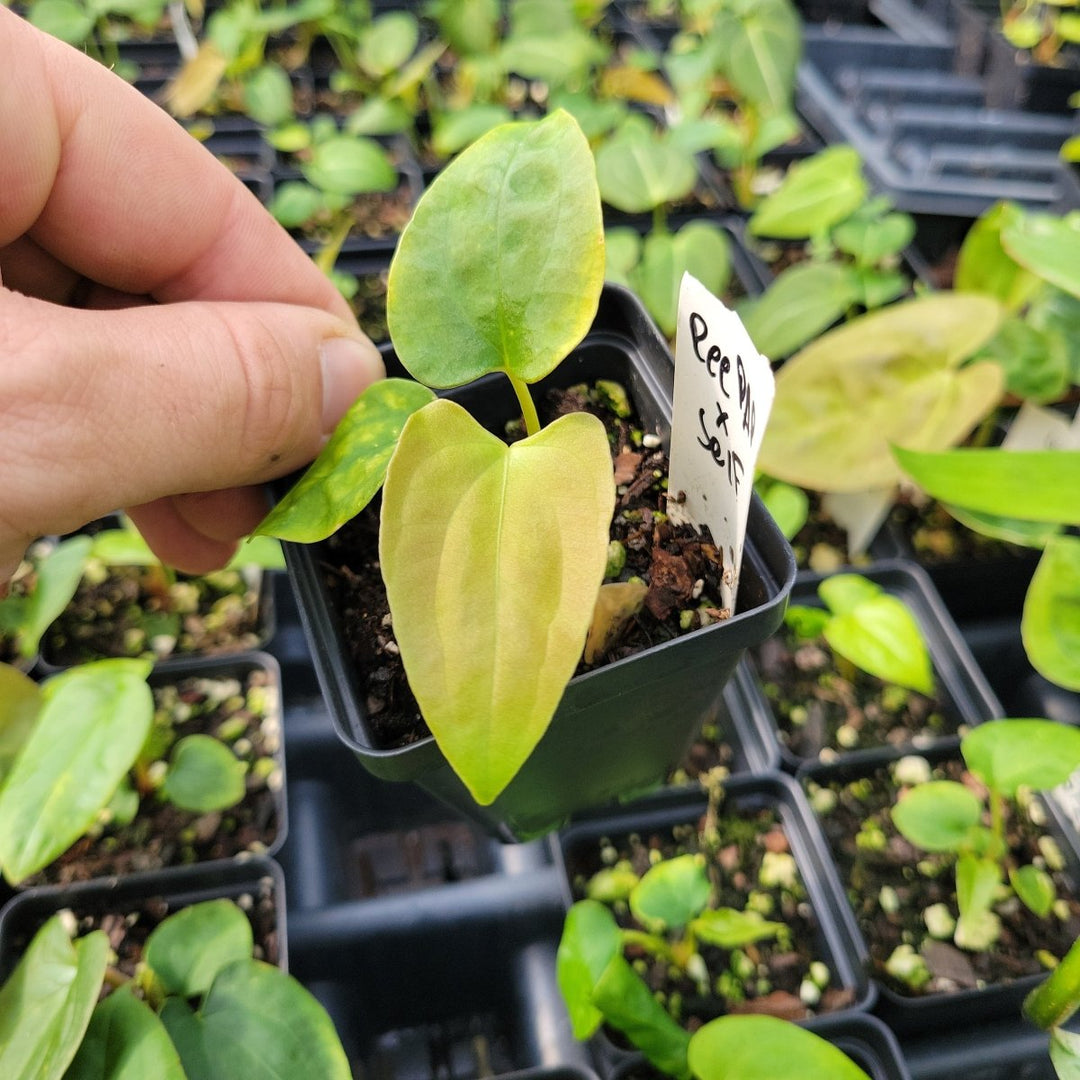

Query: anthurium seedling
left=0, top=901, right=350, bottom=1080
left=782, top=572, right=934, bottom=696
left=739, top=147, right=917, bottom=360
left=258, top=110, right=612, bottom=805
left=892, top=719, right=1080, bottom=951
left=0, top=659, right=254, bottom=885
left=557, top=854, right=787, bottom=1078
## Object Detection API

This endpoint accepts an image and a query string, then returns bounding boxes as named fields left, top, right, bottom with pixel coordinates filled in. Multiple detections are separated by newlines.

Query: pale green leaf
left=955, top=201, right=1042, bottom=312
left=755, top=478, right=808, bottom=540
left=0, top=665, right=42, bottom=786
left=630, top=854, right=711, bottom=932
left=946, top=504, right=1060, bottom=549
left=956, top=853, right=1000, bottom=923
left=160, top=961, right=351, bottom=1080
left=817, top=573, right=883, bottom=615
left=0, top=658, right=153, bottom=884
left=748, top=147, right=867, bottom=240
left=1051, top=1028, right=1080, bottom=1080
left=893, top=447, right=1080, bottom=524
left=555, top=900, right=623, bottom=1039
left=759, top=294, right=1005, bottom=491
left=891, top=780, right=982, bottom=852
left=256, top=379, right=436, bottom=543
left=962, top=718, right=1080, bottom=797
left=28, top=0, right=94, bottom=44
left=595, top=125, right=699, bottom=215
left=160, top=735, right=247, bottom=813
left=689, top=1014, right=871, bottom=1080
left=64, top=987, right=186, bottom=1080
left=301, top=135, right=397, bottom=197
left=691, top=908, right=784, bottom=948
left=1002, top=209, right=1080, bottom=299
left=18, top=535, right=92, bottom=658
left=431, top=103, right=513, bottom=158
left=1011, top=864, right=1055, bottom=918
left=268, top=181, right=323, bottom=229
left=833, top=211, right=915, bottom=267
left=0, top=916, right=108, bottom=1080
left=379, top=400, right=614, bottom=804
left=720, top=0, right=802, bottom=113
left=146, top=900, right=254, bottom=999
left=359, top=11, right=418, bottom=78
left=241, top=63, right=294, bottom=128
left=388, top=111, right=605, bottom=386
left=1023, top=535, right=1080, bottom=691
left=604, top=227, right=642, bottom=288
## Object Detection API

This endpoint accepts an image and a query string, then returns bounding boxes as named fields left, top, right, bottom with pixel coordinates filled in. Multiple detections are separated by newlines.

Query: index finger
left=0, top=7, right=353, bottom=321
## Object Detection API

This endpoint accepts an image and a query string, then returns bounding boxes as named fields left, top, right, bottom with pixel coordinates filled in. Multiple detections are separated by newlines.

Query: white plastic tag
left=822, top=489, right=895, bottom=558
left=667, top=273, right=775, bottom=614
left=1002, top=402, right=1076, bottom=451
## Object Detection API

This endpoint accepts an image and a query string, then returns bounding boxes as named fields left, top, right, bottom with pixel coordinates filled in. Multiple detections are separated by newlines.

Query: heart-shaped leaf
left=1023, top=536, right=1080, bottom=691
left=160, top=961, right=351, bottom=1080
left=595, top=123, right=699, bottom=215
left=630, top=854, right=711, bottom=932
left=0, top=658, right=153, bottom=884
left=160, top=734, right=247, bottom=813
left=380, top=399, right=614, bottom=804
left=257, top=379, right=436, bottom=543
left=64, top=987, right=186, bottom=1080
left=716, top=0, right=801, bottom=112
left=301, top=135, right=397, bottom=197
left=962, top=718, right=1080, bottom=797
left=358, top=11, right=418, bottom=78
left=833, top=211, right=915, bottom=266
left=891, top=780, right=982, bottom=852
left=0, top=915, right=108, bottom=1080
left=388, top=110, right=604, bottom=386
left=146, top=900, right=254, bottom=998
left=759, top=294, right=1005, bottom=492
left=689, top=1015, right=872, bottom=1080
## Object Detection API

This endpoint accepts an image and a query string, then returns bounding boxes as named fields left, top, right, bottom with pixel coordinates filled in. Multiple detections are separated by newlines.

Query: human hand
left=0, top=8, right=384, bottom=582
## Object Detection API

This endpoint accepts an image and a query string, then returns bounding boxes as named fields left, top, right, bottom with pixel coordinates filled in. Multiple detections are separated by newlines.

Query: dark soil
left=564, top=797, right=857, bottom=1027
left=321, top=380, right=732, bottom=750
left=41, top=564, right=267, bottom=666
left=752, top=628, right=959, bottom=763
left=293, top=179, right=416, bottom=245
left=27, top=666, right=282, bottom=886
left=348, top=267, right=390, bottom=343
left=807, top=756, right=1080, bottom=998
left=888, top=498, right=1032, bottom=567
left=788, top=490, right=875, bottom=573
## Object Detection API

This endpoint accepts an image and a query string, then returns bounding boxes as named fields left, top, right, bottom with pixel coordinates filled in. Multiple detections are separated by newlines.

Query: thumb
left=0, top=288, right=383, bottom=576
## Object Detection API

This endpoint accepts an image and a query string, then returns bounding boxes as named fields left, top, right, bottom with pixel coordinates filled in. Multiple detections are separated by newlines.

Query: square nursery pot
left=21, top=650, right=287, bottom=888
left=747, top=559, right=1003, bottom=773
left=0, top=854, right=287, bottom=984
left=282, top=284, right=796, bottom=841
left=801, top=742, right=1080, bottom=1035
left=555, top=774, right=873, bottom=1078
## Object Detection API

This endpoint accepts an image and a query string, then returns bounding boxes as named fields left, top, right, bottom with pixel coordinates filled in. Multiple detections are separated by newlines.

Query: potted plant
left=258, top=109, right=794, bottom=840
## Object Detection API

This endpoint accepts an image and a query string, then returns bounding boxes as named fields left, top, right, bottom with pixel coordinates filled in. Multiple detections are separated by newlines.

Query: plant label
left=822, top=489, right=894, bottom=558
left=1003, top=402, right=1080, bottom=451
left=667, top=273, right=775, bottom=613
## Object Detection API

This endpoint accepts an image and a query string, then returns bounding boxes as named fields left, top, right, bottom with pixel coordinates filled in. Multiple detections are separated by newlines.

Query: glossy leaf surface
left=146, top=900, right=254, bottom=999
left=1023, top=536, right=1080, bottom=690
left=891, top=780, right=982, bottom=851
left=257, top=379, right=436, bottom=543
left=160, top=735, right=247, bottom=813
left=961, top=718, right=1080, bottom=797
left=388, top=110, right=604, bottom=386
left=0, top=915, right=108, bottom=1080
left=0, top=659, right=153, bottom=884
left=380, top=400, right=614, bottom=804
left=759, top=294, right=1004, bottom=491
left=689, top=1014, right=871, bottom=1080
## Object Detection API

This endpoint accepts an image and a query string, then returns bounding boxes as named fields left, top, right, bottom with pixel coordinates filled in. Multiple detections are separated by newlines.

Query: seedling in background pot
left=0, top=900, right=349, bottom=1079
left=258, top=111, right=613, bottom=806
left=782, top=572, right=934, bottom=697
left=892, top=719, right=1080, bottom=951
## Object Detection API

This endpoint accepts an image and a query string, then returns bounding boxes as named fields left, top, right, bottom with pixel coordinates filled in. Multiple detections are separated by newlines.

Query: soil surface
left=888, top=498, right=1033, bottom=567
left=42, top=564, right=267, bottom=666
left=752, top=628, right=960, bottom=763
left=27, top=667, right=282, bottom=886
left=808, top=756, right=1080, bottom=999
left=322, top=380, right=734, bottom=750
left=564, top=796, right=857, bottom=1027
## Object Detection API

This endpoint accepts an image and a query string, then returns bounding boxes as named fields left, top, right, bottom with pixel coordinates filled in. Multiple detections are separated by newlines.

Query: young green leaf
left=0, top=916, right=109, bottom=1080
left=431, top=103, right=514, bottom=158
left=956, top=852, right=1000, bottom=925
left=833, top=211, right=915, bottom=267
left=591, top=955, right=692, bottom=1080
left=748, top=147, right=868, bottom=240
left=241, top=63, right=294, bottom=128
left=160, top=961, right=351, bottom=1080
left=1023, top=536, right=1080, bottom=691
left=629, top=854, right=712, bottom=932
left=976, top=315, right=1070, bottom=404
left=604, top=227, right=642, bottom=289
left=955, top=201, right=1042, bottom=312
left=64, top=987, right=186, bottom=1080
left=891, top=447, right=1080, bottom=524
left=714, top=0, right=802, bottom=113
left=594, top=120, right=699, bottom=215
left=379, top=400, right=615, bottom=804
left=160, top=735, right=247, bottom=814
left=689, top=1014, right=872, bottom=1080
left=556, top=900, right=623, bottom=1039
left=388, top=110, right=605, bottom=387
left=1001, top=210, right=1080, bottom=300
left=1051, top=1027, right=1080, bottom=1080
left=268, top=181, right=324, bottom=229
left=146, top=900, right=255, bottom=999
left=817, top=573, right=884, bottom=615
left=301, top=135, right=397, bottom=197
left=257, top=379, right=437, bottom=543
left=1025, top=934, right=1080, bottom=1030
left=961, top=718, right=1080, bottom=798
left=759, top=294, right=1004, bottom=492
left=0, top=665, right=42, bottom=787
left=691, top=908, right=784, bottom=948
left=783, top=604, right=832, bottom=639
left=755, top=478, right=808, bottom=540
left=890, top=780, right=982, bottom=851
left=1011, top=864, right=1056, bottom=918
left=16, top=535, right=92, bottom=658
left=0, top=659, right=153, bottom=884
left=359, top=11, right=419, bottom=78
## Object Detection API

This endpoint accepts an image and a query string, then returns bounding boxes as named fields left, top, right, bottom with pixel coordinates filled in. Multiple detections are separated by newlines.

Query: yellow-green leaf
left=0, top=665, right=42, bottom=786
left=380, top=399, right=615, bottom=804
left=387, top=110, right=604, bottom=387
left=1023, top=536, right=1080, bottom=691
left=758, top=294, right=1004, bottom=492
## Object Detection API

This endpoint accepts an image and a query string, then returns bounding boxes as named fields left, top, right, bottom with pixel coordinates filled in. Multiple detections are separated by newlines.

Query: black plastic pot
left=0, top=854, right=287, bottom=982
left=747, top=559, right=1003, bottom=773
left=802, top=742, right=1080, bottom=1035
left=556, top=773, right=874, bottom=1077
left=283, top=285, right=796, bottom=841
left=796, top=24, right=1080, bottom=214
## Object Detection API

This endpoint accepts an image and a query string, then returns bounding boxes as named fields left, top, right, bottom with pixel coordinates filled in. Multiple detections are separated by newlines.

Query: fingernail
left=320, top=335, right=385, bottom=433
